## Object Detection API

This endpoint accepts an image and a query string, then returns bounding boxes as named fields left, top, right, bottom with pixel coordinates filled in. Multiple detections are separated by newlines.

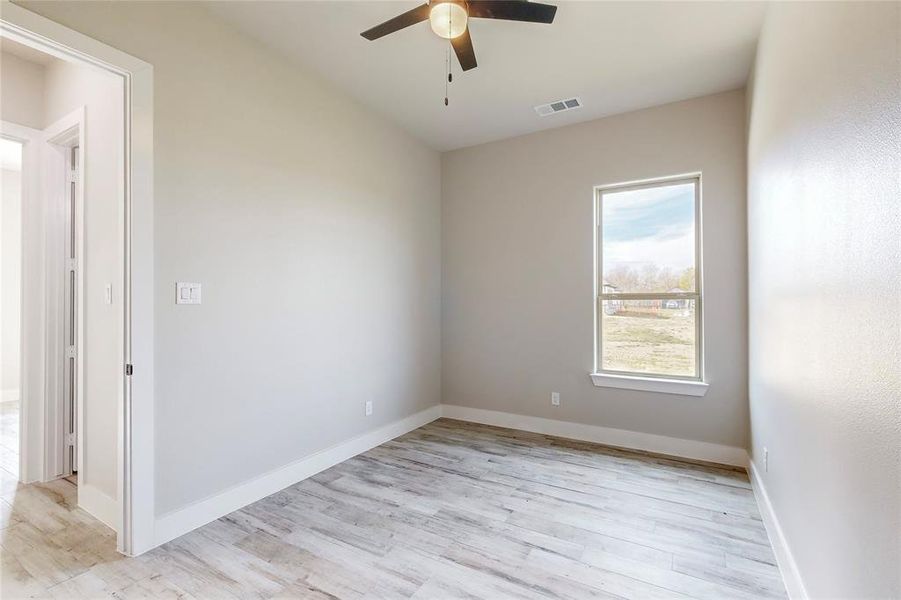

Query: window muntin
left=596, top=176, right=702, bottom=381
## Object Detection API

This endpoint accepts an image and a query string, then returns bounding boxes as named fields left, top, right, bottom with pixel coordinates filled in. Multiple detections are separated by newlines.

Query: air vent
left=534, top=97, right=582, bottom=116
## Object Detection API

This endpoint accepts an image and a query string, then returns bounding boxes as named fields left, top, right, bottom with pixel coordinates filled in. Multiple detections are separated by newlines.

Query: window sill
left=589, top=373, right=709, bottom=397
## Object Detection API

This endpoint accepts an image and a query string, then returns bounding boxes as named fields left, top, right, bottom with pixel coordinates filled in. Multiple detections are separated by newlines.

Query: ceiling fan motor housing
left=429, top=0, right=469, bottom=39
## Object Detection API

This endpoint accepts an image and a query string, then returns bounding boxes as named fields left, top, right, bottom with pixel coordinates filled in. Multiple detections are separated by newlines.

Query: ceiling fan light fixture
left=429, top=1, right=468, bottom=39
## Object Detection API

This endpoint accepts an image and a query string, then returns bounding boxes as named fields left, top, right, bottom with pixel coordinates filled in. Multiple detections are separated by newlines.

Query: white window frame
left=591, top=174, right=707, bottom=396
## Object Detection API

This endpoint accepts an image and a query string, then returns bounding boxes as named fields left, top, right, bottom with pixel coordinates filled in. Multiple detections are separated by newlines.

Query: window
left=595, top=176, right=702, bottom=383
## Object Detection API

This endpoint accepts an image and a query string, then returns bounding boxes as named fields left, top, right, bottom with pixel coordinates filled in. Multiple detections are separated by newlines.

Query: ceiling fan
left=361, top=1, right=558, bottom=72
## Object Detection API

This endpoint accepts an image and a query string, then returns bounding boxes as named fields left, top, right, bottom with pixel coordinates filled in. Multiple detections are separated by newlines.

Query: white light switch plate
left=176, top=282, right=201, bottom=305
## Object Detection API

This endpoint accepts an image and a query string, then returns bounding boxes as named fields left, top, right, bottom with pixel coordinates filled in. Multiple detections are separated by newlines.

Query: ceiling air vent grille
left=534, top=97, right=582, bottom=117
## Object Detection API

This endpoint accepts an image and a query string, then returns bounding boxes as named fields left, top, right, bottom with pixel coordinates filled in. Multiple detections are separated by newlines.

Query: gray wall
left=21, top=1, right=442, bottom=516
left=442, top=90, right=749, bottom=449
left=747, top=2, right=900, bottom=598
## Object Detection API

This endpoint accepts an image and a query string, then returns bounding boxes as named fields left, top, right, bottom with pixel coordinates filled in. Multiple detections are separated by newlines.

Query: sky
left=602, top=182, right=695, bottom=273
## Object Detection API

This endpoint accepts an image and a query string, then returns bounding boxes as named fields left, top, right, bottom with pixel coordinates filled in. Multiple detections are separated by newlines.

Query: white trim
left=589, top=372, right=709, bottom=397
left=1, top=2, right=155, bottom=556
left=42, top=107, right=85, bottom=484
left=594, top=173, right=705, bottom=382
left=0, top=391, right=19, bottom=403
left=79, top=483, right=118, bottom=532
left=749, top=460, right=808, bottom=600
left=152, top=405, right=443, bottom=549
left=441, top=405, right=748, bottom=467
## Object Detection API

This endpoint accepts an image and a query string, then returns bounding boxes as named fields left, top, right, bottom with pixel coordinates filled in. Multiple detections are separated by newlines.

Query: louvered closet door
left=62, top=145, right=79, bottom=476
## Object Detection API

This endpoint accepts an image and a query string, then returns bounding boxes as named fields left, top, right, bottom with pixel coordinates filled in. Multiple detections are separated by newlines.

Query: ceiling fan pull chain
left=444, top=8, right=453, bottom=106
left=444, top=42, right=450, bottom=106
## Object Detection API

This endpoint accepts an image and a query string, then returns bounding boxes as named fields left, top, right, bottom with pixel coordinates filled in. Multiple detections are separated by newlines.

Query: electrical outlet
left=764, top=447, right=769, bottom=472
left=551, top=392, right=560, bottom=407
left=365, top=400, right=373, bottom=416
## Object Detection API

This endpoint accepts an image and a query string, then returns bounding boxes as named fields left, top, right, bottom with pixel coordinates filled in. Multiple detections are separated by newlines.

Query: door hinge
left=66, top=346, right=76, bottom=359
left=66, top=433, right=76, bottom=447
left=68, top=169, right=77, bottom=183
left=66, top=258, right=77, bottom=271
left=125, top=364, right=133, bottom=376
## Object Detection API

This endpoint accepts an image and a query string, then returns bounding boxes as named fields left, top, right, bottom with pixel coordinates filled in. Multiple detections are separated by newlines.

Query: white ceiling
left=206, top=1, right=766, bottom=151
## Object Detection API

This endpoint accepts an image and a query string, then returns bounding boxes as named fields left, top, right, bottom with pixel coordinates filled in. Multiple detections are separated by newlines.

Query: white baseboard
left=1, top=389, right=20, bottom=404
left=749, top=460, right=808, bottom=600
left=440, top=405, right=749, bottom=468
left=79, top=483, right=118, bottom=532
left=153, top=404, right=442, bottom=549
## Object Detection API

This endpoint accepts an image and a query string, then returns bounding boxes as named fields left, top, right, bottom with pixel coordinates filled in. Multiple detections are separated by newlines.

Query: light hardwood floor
left=1, top=419, right=786, bottom=599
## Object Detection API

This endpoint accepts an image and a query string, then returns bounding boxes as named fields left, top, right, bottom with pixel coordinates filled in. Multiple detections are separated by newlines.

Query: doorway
left=0, top=126, right=82, bottom=486
left=1, top=3, right=155, bottom=555
left=2, top=34, right=120, bottom=529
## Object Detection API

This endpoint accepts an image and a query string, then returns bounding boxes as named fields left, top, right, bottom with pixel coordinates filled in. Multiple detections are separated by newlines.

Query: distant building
left=602, top=281, right=622, bottom=314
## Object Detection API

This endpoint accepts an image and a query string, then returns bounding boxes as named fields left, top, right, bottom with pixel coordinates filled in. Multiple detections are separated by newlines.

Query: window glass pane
left=602, top=182, right=696, bottom=293
left=601, top=299, right=697, bottom=377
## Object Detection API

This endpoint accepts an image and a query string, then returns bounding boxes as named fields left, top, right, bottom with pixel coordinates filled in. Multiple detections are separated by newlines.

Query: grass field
left=601, top=307, right=696, bottom=377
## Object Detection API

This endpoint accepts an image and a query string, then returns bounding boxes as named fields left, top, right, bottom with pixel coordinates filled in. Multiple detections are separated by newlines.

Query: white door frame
left=0, top=2, right=155, bottom=556
left=42, top=109, right=85, bottom=485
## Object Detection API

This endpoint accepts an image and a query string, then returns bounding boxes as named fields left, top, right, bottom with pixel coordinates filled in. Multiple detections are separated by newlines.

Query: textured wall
left=747, top=2, right=900, bottom=597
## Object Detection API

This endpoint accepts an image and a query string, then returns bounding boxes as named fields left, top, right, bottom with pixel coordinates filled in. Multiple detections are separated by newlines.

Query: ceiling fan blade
left=451, top=28, right=478, bottom=71
left=467, top=1, right=557, bottom=24
left=361, top=3, right=431, bottom=40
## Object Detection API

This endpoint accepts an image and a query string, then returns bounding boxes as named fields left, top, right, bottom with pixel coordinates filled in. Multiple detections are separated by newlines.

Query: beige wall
left=0, top=51, right=44, bottom=129
left=747, top=2, right=900, bottom=598
left=442, top=90, right=749, bottom=448
left=19, top=1, right=442, bottom=516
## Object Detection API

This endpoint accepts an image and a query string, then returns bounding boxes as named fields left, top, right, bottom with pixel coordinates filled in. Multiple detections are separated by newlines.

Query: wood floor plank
left=1, top=418, right=786, bottom=599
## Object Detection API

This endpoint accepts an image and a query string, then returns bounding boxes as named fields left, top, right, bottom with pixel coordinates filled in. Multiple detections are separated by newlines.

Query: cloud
left=602, top=182, right=695, bottom=272
left=604, top=229, right=695, bottom=272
